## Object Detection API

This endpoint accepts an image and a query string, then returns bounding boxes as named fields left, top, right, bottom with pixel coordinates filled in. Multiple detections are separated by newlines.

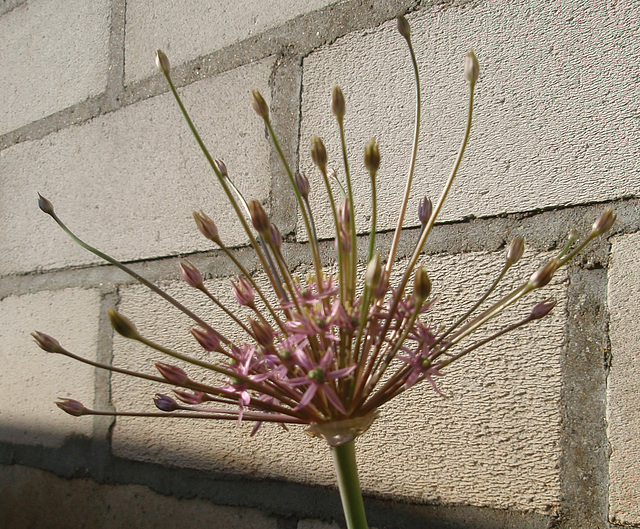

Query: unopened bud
left=155, top=50, right=170, bottom=74
left=506, top=236, right=525, bottom=265
left=339, top=200, right=351, bottom=228
left=251, top=89, right=269, bottom=120
left=364, top=138, right=380, bottom=172
left=108, top=310, right=140, bottom=339
left=295, top=172, right=310, bottom=199
left=270, top=224, right=282, bottom=250
left=418, top=196, right=432, bottom=226
left=179, top=260, right=204, bottom=289
left=591, top=207, right=616, bottom=236
left=249, top=318, right=274, bottom=347
left=31, top=331, right=63, bottom=353
left=154, top=393, right=180, bottom=412
left=397, top=15, right=411, bottom=40
left=373, top=270, right=389, bottom=299
left=174, top=389, right=208, bottom=405
left=56, top=398, right=88, bottom=417
left=231, top=276, right=255, bottom=306
left=249, top=200, right=270, bottom=234
left=214, top=159, right=228, bottom=177
left=193, top=210, right=219, bottom=242
left=156, top=362, right=189, bottom=385
left=310, top=136, right=328, bottom=170
left=191, top=327, right=221, bottom=352
left=464, top=51, right=480, bottom=85
left=332, top=85, right=345, bottom=119
left=37, top=193, right=55, bottom=215
left=335, top=225, right=351, bottom=253
left=365, top=252, right=382, bottom=289
left=413, top=265, right=432, bottom=302
left=529, top=258, right=561, bottom=289
left=530, top=299, right=556, bottom=320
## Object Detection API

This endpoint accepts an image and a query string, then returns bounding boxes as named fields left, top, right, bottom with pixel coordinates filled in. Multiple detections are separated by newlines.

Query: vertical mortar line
left=267, top=51, right=303, bottom=238
left=105, top=0, right=127, bottom=110
left=90, top=287, right=119, bottom=481
left=556, top=265, right=610, bottom=529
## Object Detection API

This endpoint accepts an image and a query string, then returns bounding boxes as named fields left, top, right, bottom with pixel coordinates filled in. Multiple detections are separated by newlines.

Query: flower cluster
left=33, top=16, right=615, bottom=450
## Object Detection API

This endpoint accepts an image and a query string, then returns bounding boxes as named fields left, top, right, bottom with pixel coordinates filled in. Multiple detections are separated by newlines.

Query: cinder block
left=1, top=57, right=274, bottom=276
left=124, top=0, right=341, bottom=84
left=0, top=0, right=110, bottom=133
left=0, top=288, right=100, bottom=446
left=299, top=1, right=640, bottom=240
left=111, top=248, right=567, bottom=513
left=0, top=465, right=279, bottom=529
left=607, top=233, right=640, bottom=525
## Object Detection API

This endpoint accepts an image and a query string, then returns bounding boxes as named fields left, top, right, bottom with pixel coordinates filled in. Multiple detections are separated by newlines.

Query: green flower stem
left=331, top=440, right=369, bottom=529
left=367, top=169, right=378, bottom=263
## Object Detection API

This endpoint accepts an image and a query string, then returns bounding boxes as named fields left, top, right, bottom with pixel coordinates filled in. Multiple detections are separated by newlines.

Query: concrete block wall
left=1, top=1, right=638, bottom=528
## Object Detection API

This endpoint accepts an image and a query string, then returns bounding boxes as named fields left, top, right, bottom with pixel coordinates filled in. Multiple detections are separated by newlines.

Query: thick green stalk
left=331, top=441, right=369, bottom=529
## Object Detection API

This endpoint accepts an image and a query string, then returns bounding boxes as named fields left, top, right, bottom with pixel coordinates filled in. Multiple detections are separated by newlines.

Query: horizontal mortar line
left=0, top=0, right=421, bottom=151
left=2, top=197, right=636, bottom=300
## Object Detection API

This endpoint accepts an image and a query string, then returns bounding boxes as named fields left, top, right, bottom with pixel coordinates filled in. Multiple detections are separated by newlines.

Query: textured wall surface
left=1, top=1, right=638, bottom=528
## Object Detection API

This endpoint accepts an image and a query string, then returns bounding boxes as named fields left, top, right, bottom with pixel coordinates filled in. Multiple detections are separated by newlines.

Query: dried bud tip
left=418, top=196, right=432, bottom=226
left=38, top=193, right=55, bottom=215
left=108, top=310, right=140, bottom=339
left=56, top=398, right=88, bottom=417
left=332, top=85, right=345, bottom=119
left=295, top=172, right=310, bottom=199
left=365, top=252, right=382, bottom=289
left=364, top=138, right=380, bottom=172
left=155, top=393, right=180, bottom=412
left=32, top=331, right=63, bottom=353
left=193, top=210, right=219, bottom=242
left=251, top=90, right=269, bottom=120
left=310, top=136, right=328, bottom=169
left=506, top=235, right=525, bottom=265
left=414, top=265, right=432, bottom=302
left=397, top=15, right=411, bottom=40
left=464, top=50, right=480, bottom=85
left=155, top=50, right=170, bottom=74
left=179, top=260, right=204, bottom=289
left=249, top=200, right=271, bottom=234
left=529, top=258, right=561, bottom=289
left=592, top=207, right=616, bottom=235
left=214, top=159, right=228, bottom=177
left=156, top=362, right=189, bottom=385
left=191, top=327, right=221, bottom=352
left=530, top=299, right=556, bottom=320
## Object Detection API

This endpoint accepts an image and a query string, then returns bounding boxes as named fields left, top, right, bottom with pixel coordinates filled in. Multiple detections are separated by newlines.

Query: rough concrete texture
left=0, top=0, right=111, bottom=134
left=0, top=288, right=100, bottom=446
left=110, top=248, right=567, bottom=513
left=124, top=0, right=342, bottom=84
left=0, top=464, right=279, bottom=529
left=0, top=57, right=274, bottom=277
left=298, top=520, right=342, bottom=529
left=607, top=233, right=640, bottom=526
left=299, top=1, right=640, bottom=240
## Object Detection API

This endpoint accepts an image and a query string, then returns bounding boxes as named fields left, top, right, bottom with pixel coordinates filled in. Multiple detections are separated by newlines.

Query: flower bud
left=339, top=200, right=351, bottom=228
left=310, top=136, right=328, bottom=170
left=365, top=252, right=382, bottom=289
left=529, top=258, right=561, bottom=289
left=335, top=225, right=351, bottom=253
left=154, top=393, right=180, bottom=412
left=231, top=276, right=255, bottom=306
left=364, top=138, right=380, bottom=172
left=464, top=51, right=480, bottom=85
left=155, top=50, right=170, bottom=74
left=251, top=89, right=269, bottom=120
left=249, top=318, right=274, bottom=347
left=332, top=85, right=345, bottom=119
left=249, top=200, right=270, bottom=234
left=191, top=327, right=221, bottom=352
left=108, top=310, right=140, bottom=339
left=397, top=15, right=411, bottom=40
left=418, top=196, right=432, bottom=226
left=37, top=193, right=55, bottom=215
left=530, top=299, right=556, bottom=320
left=591, top=207, right=616, bottom=236
left=295, top=172, right=310, bottom=199
left=179, top=260, right=204, bottom=289
left=156, top=362, right=189, bottom=385
left=373, top=270, right=389, bottom=299
left=506, top=236, right=525, bottom=266
left=413, top=265, right=432, bottom=302
left=174, top=389, right=208, bottom=405
left=31, top=331, right=63, bottom=353
left=214, top=159, right=228, bottom=178
left=193, top=210, right=219, bottom=242
left=56, top=398, right=88, bottom=417
left=270, top=224, right=282, bottom=250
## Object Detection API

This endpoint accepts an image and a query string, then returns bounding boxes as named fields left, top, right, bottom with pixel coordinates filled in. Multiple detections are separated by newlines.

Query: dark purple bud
left=37, top=193, right=55, bottom=215
left=530, top=299, right=556, bottom=320
left=154, top=393, right=180, bottom=412
left=56, top=398, right=88, bottom=416
left=155, top=362, right=189, bottom=385
left=191, top=327, right=221, bottom=352
left=214, top=159, right=228, bottom=177
left=418, top=196, right=432, bottom=226
left=31, top=331, right=63, bottom=353
left=179, top=260, right=204, bottom=289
